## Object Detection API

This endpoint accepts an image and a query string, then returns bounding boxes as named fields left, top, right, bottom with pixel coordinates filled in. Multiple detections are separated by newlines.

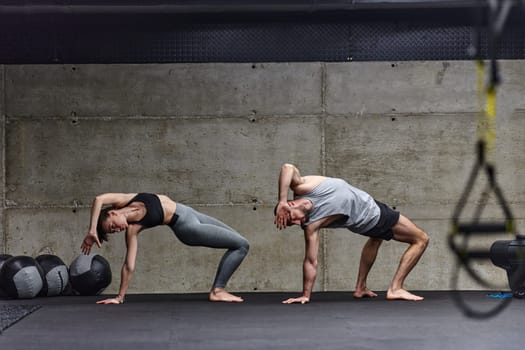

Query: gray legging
left=168, top=203, right=249, bottom=289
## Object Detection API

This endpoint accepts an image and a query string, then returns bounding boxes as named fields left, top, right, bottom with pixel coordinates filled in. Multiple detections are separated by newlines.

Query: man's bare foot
left=353, top=287, right=378, bottom=298
left=386, top=288, right=424, bottom=301
left=209, top=288, right=244, bottom=302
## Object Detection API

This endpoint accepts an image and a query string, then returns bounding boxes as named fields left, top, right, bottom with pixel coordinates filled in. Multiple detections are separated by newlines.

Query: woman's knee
left=238, top=239, right=250, bottom=255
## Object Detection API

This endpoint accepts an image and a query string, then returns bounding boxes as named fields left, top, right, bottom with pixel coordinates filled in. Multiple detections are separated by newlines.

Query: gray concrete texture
left=0, top=61, right=524, bottom=294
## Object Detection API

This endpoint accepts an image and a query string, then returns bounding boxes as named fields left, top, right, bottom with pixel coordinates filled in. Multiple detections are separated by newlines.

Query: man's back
left=294, top=177, right=380, bottom=233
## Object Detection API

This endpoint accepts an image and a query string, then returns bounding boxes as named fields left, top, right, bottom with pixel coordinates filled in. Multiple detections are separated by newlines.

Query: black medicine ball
left=0, top=254, right=13, bottom=297
left=36, top=254, right=69, bottom=297
left=69, top=254, right=112, bottom=296
left=0, top=254, right=12, bottom=269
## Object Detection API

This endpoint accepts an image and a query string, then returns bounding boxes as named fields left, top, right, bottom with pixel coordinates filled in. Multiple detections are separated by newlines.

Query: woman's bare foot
left=209, top=288, right=244, bottom=302
left=386, top=288, right=424, bottom=301
left=353, top=287, right=378, bottom=298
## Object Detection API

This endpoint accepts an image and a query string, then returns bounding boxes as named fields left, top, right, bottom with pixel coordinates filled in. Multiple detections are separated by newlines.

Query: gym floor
left=0, top=291, right=522, bottom=350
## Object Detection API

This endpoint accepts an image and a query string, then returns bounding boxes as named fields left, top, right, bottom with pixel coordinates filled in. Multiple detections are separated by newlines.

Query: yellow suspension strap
left=477, top=60, right=496, bottom=166
left=448, top=57, right=516, bottom=319
left=447, top=0, right=522, bottom=318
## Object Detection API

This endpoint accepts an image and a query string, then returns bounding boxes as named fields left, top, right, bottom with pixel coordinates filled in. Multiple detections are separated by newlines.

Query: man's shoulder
left=302, top=175, right=329, bottom=182
left=294, top=176, right=328, bottom=195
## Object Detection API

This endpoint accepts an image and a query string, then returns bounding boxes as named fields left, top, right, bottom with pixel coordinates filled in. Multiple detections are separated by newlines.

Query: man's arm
left=282, top=225, right=320, bottom=304
left=275, top=164, right=303, bottom=229
left=277, top=163, right=304, bottom=202
left=275, top=164, right=326, bottom=229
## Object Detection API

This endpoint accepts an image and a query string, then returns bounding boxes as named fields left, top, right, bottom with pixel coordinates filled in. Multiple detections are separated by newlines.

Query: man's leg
left=354, top=238, right=382, bottom=298
left=388, top=214, right=429, bottom=301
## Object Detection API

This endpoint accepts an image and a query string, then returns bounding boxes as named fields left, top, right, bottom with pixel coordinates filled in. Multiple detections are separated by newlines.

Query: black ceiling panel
left=1, top=4, right=524, bottom=63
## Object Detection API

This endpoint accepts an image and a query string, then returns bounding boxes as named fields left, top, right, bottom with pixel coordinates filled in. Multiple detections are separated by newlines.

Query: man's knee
left=392, top=215, right=429, bottom=247
left=415, top=229, right=429, bottom=250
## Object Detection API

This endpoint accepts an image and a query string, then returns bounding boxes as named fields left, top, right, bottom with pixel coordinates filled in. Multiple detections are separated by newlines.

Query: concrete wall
left=1, top=61, right=524, bottom=294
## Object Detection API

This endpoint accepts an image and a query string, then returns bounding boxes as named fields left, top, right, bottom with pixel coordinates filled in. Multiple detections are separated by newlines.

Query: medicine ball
left=69, top=254, right=112, bottom=296
left=36, top=254, right=69, bottom=297
left=0, top=254, right=13, bottom=297
left=0, top=256, right=44, bottom=299
left=0, top=254, right=12, bottom=269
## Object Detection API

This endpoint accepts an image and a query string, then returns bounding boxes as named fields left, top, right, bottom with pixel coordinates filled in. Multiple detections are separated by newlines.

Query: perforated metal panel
left=0, top=10, right=524, bottom=63
left=351, top=23, right=472, bottom=61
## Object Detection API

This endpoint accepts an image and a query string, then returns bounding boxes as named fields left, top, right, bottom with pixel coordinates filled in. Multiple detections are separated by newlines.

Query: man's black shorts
left=361, top=200, right=400, bottom=241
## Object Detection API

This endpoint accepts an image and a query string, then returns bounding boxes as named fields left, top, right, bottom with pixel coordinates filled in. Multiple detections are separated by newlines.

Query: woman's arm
left=88, top=193, right=135, bottom=233
left=96, top=226, right=140, bottom=304
left=81, top=193, right=135, bottom=254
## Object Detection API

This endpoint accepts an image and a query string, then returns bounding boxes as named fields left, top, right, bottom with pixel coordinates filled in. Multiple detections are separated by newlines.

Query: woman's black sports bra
left=126, top=193, right=164, bottom=228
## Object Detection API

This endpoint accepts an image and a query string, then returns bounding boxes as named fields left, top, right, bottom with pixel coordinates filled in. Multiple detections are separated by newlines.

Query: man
left=274, top=163, right=429, bottom=304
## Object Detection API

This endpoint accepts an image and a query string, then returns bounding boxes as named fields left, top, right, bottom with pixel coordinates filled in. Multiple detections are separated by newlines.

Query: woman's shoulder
left=97, top=193, right=138, bottom=208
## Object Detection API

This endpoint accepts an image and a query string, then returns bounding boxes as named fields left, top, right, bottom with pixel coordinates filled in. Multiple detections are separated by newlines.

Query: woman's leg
left=171, top=206, right=249, bottom=301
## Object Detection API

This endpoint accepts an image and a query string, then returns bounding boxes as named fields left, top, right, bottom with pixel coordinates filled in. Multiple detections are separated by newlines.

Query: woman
left=80, top=192, right=249, bottom=303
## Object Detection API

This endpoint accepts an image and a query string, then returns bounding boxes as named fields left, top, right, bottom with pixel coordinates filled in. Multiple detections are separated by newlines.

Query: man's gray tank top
left=294, top=177, right=380, bottom=234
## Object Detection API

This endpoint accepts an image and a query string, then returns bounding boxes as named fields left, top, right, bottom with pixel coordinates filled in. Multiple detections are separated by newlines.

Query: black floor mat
left=0, top=305, right=41, bottom=334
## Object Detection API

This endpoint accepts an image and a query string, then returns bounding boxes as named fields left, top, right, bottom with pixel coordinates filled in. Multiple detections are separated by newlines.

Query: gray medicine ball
left=0, top=256, right=44, bottom=299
